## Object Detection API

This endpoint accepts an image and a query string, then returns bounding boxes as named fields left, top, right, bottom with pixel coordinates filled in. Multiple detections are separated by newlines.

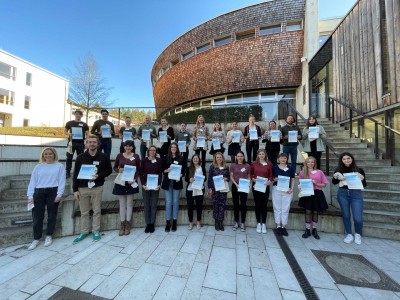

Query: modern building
left=0, top=49, right=69, bottom=127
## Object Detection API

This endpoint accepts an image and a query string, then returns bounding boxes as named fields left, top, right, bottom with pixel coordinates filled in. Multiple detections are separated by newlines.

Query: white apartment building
left=0, top=49, right=68, bottom=127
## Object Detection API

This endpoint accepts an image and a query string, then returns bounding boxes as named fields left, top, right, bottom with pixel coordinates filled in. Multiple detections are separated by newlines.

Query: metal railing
left=328, top=97, right=400, bottom=160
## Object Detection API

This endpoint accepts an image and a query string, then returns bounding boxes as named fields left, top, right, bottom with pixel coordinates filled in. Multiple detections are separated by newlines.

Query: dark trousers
left=186, top=190, right=204, bottom=222
left=232, top=184, right=248, bottom=223
left=246, top=141, right=259, bottom=163
left=266, top=150, right=279, bottom=165
left=140, top=144, right=148, bottom=160
left=307, top=151, right=322, bottom=170
left=32, top=187, right=59, bottom=240
left=66, top=142, right=85, bottom=173
left=282, top=145, right=297, bottom=172
left=143, top=190, right=159, bottom=224
left=252, top=186, right=270, bottom=224
left=99, top=140, right=112, bottom=159
left=182, top=148, right=189, bottom=167
left=195, top=149, right=207, bottom=168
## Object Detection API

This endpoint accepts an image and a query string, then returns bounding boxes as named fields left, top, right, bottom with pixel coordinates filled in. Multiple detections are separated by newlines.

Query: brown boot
left=124, top=221, right=131, bottom=235
left=119, top=221, right=125, bottom=236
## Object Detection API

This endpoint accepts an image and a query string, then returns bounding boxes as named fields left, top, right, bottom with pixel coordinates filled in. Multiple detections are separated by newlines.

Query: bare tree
left=67, top=53, right=114, bottom=122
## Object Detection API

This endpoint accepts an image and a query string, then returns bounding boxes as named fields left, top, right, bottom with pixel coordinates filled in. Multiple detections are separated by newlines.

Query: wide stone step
left=363, top=189, right=400, bottom=201
left=363, top=222, right=400, bottom=241
left=328, top=142, right=368, bottom=149
left=0, top=199, right=28, bottom=214
left=322, top=159, right=391, bottom=168
left=328, top=139, right=363, bottom=144
left=10, top=176, right=31, bottom=189
left=362, top=173, right=400, bottom=181
left=366, top=180, right=400, bottom=191
left=364, top=199, right=400, bottom=212
left=1, top=185, right=72, bottom=200
left=0, top=227, right=35, bottom=248
left=0, top=212, right=33, bottom=229
left=325, top=165, right=400, bottom=173
left=325, top=149, right=374, bottom=157
left=364, top=210, right=400, bottom=225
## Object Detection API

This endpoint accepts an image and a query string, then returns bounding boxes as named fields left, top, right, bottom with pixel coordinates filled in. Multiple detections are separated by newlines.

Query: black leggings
left=195, top=149, right=207, bottom=168
left=232, top=184, right=248, bottom=223
left=186, top=190, right=204, bottom=222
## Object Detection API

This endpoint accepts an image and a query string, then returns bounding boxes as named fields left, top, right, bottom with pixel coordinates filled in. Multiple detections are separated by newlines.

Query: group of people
left=26, top=112, right=367, bottom=250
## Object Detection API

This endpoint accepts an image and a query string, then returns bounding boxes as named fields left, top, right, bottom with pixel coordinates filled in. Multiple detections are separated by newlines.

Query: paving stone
left=246, top=233, right=265, bottom=249
left=252, top=268, right=281, bottom=300
left=120, top=237, right=159, bottom=269
left=236, top=244, right=251, bottom=276
left=336, top=285, right=364, bottom=300
left=195, top=235, right=214, bottom=264
left=28, top=284, right=62, bottom=300
left=92, top=267, right=136, bottom=299
left=237, top=274, right=255, bottom=299
left=281, top=289, right=307, bottom=300
left=64, top=242, right=103, bottom=265
left=354, top=287, right=400, bottom=299
left=8, top=291, right=30, bottom=300
left=152, top=275, right=187, bottom=300
left=168, top=252, right=196, bottom=278
left=314, top=287, right=348, bottom=300
left=120, top=232, right=149, bottom=255
left=249, top=248, right=272, bottom=270
left=96, top=253, right=129, bottom=275
left=180, top=231, right=204, bottom=254
left=0, top=255, right=15, bottom=267
left=181, top=262, right=207, bottom=300
left=147, top=235, right=186, bottom=267
left=200, top=287, right=236, bottom=300
left=78, top=274, right=107, bottom=293
left=213, top=234, right=236, bottom=249
left=235, top=232, right=247, bottom=246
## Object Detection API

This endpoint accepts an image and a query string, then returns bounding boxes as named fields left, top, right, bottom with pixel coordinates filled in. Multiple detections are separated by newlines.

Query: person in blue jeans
left=91, top=109, right=115, bottom=160
left=332, top=152, right=366, bottom=245
left=161, top=142, right=186, bottom=232
left=280, top=115, right=302, bottom=173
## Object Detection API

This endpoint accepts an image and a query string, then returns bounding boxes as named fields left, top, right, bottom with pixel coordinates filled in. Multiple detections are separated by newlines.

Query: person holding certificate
left=262, top=120, right=281, bottom=165
left=161, top=143, right=185, bottom=232
left=118, top=116, right=137, bottom=154
left=302, top=116, right=327, bottom=169
left=193, top=115, right=210, bottom=169
left=298, top=156, right=328, bottom=240
left=230, top=151, right=251, bottom=232
left=176, top=122, right=192, bottom=165
left=209, top=122, right=226, bottom=155
left=185, top=154, right=207, bottom=230
left=90, top=109, right=115, bottom=160
left=271, top=153, right=296, bottom=236
left=332, top=152, right=366, bottom=245
left=250, top=149, right=273, bottom=234
left=227, top=121, right=245, bottom=163
left=243, top=114, right=262, bottom=163
left=73, top=135, right=112, bottom=243
left=137, top=115, right=158, bottom=159
left=208, top=152, right=230, bottom=231
left=158, top=118, right=175, bottom=159
left=26, top=147, right=66, bottom=250
left=112, top=140, right=141, bottom=236
left=280, top=115, right=302, bottom=173
left=140, top=145, right=162, bottom=233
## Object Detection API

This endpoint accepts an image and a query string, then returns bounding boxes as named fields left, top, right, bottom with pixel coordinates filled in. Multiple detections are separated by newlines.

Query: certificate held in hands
left=146, top=174, right=159, bottom=190
left=232, top=132, right=240, bottom=143
left=123, top=131, right=133, bottom=142
left=197, top=136, right=205, bottom=148
left=288, top=131, right=298, bottom=143
left=101, top=126, right=112, bottom=138
left=213, top=175, right=226, bottom=192
left=254, top=176, right=268, bottom=193
left=212, top=139, right=221, bottom=150
left=71, top=127, right=83, bottom=140
left=270, top=130, right=281, bottom=142
left=122, top=165, right=136, bottom=181
left=277, top=175, right=290, bottom=191
left=142, top=130, right=151, bottom=141
left=308, top=127, right=319, bottom=140
left=78, top=165, right=97, bottom=179
left=192, top=174, right=205, bottom=190
left=249, top=129, right=258, bottom=141
left=168, top=164, right=182, bottom=181
left=159, top=131, right=168, bottom=143
left=178, top=141, right=186, bottom=152
left=344, top=173, right=364, bottom=190
left=238, top=178, right=250, bottom=193
left=299, top=179, right=314, bottom=196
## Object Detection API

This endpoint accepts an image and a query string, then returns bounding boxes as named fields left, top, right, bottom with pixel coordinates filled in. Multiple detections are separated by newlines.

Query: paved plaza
left=1, top=226, right=400, bottom=300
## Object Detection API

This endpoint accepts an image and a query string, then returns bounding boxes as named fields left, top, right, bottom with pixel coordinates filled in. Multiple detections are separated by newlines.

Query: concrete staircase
left=301, top=118, right=400, bottom=240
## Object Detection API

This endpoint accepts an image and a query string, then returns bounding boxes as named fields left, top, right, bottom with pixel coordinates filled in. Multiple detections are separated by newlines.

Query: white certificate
left=197, top=136, right=205, bottom=148
left=123, top=131, right=133, bottom=142
left=168, top=164, right=182, bottom=181
left=232, top=132, right=240, bottom=143
left=142, top=130, right=151, bottom=141
left=212, top=139, right=221, bottom=150
left=159, top=131, right=168, bottom=143
left=254, top=176, right=268, bottom=193
left=270, top=130, right=281, bottom=142
left=121, top=165, right=136, bottom=181
left=101, top=126, right=111, bottom=138
left=344, top=173, right=364, bottom=190
left=288, top=131, right=298, bottom=143
left=71, top=127, right=83, bottom=140
left=77, top=164, right=97, bottom=180
left=299, top=179, right=314, bottom=195
left=308, top=127, right=319, bottom=139
left=249, top=129, right=258, bottom=141
left=192, top=174, right=205, bottom=190
left=238, top=178, right=250, bottom=193
left=178, top=141, right=186, bottom=152
left=277, top=175, right=290, bottom=191
left=146, top=174, right=158, bottom=190
left=213, top=175, right=226, bottom=192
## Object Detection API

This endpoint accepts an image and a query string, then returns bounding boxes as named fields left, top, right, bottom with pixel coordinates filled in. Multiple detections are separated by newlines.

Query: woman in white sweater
left=27, top=147, right=65, bottom=250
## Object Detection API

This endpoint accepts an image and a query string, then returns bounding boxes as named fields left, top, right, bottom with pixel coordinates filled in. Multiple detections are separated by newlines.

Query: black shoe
left=276, top=227, right=283, bottom=236
left=312, top=228, right=320, bottom=240
left=172, top=219, right=177, bottom=232
left=219, top=220, right=224, bottom=231
left=215, top=220, right=220, bottom=231
left=149, top=224, right=155, bottom=233
left=282, top=227, right=288, bottom=236
left=165, top=220, right=171, bottom=232
left=145, top=224, right=150, bottom=233
left=302, top=229, right=311, bottom=239
left=66, top=172, right=71, bottom=179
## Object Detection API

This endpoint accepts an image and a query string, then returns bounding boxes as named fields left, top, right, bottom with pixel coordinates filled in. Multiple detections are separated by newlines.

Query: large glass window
left=227, top=94, right=242, bottom=105
left=0, top=62, right=16, bottom=80
left=213, top=98, right=226, bottom=106
left=26, top=72, right=32, bottom=86
left=214, top=36, right=231, bottom=47
left=196, top=43, right=211, bottom=54
left=286, top=21, right=302, bottom=32
left=236, top=29, right=255, bottom=41
left=259, top=24, right=281, bottom=35
left=23, top=119, right=29, bottom=127
left=261, top=92, right=278, bottom=121
left=0, top=88, right=15, bottom=106
left=24, top=96, right=31, bottom=109
left=243, top=93, right=259, bottom=103
left=182, top=51, right=194, bottom=61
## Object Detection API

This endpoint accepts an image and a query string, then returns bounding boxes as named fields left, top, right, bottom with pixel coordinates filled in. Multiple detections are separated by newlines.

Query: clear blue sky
left=0, top=0, right=356, bottom=109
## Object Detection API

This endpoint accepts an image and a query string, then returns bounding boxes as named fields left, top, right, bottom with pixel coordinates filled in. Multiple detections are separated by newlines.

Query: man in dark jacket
left=72, top=135, right=112, bottom=243
left=280, top=115, right=302, bottom=173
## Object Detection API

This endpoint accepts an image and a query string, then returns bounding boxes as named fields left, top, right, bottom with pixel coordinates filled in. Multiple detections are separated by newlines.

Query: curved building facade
left=152, top=0, right=306, bottom=118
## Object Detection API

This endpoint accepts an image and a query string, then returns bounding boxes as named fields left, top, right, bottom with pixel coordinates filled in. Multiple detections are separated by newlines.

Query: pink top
left=299, top=169, right=328, bottom=190
left=230, top=163, right=251, bottom=184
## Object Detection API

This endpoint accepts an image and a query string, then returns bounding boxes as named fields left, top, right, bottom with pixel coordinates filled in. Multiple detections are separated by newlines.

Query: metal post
left=349, top=110, right=353, bottom=138
left=331, top=99, right=335, bottom=124
left=325, top=145, right=330, bottom=175
left=374, top=123, right=379, bottom=159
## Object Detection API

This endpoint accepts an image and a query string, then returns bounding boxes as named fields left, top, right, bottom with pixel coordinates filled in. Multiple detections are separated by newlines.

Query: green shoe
left=73, top=233, right=88, bottom=244
left=92, top=231, right=101, bottom=241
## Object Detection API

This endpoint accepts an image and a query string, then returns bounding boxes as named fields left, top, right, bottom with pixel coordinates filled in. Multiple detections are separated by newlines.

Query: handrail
left=329, top=97, right=399, bottom=161
left=281, top=99, right=339, bottom=174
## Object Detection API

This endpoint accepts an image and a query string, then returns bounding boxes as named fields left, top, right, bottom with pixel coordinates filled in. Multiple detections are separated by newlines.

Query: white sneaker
left=354, top=234, right=362, bottom=245
left=28, top=240, right=40, bottom=250
left=256, top=223, right=262, bottom=233
left=343, top=234, right=354, bottom=244
left=44, top=236, right=53, bottom=247
left=240, top=223, right=245, bottom=232
left=261, top=223, right=267, bottom=234
left=232, top=222, right=239, bottom=231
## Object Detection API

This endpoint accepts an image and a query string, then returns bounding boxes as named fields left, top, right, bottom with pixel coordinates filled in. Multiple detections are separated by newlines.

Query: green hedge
left=165, top=105, right=262, bottom=124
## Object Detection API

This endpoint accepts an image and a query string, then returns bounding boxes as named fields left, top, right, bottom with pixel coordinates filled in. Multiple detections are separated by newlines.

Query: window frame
left=259, top=24, right=282, bottom=36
